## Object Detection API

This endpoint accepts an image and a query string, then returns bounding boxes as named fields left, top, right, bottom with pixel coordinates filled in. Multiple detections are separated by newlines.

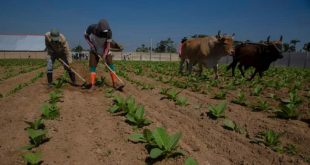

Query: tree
left=72, top=45, right=83, bottom=52
left=289, top=39, right=300, bottom=52
left=303, top=42, right=310, bottom=52
left=154, top=38, right=176, bottom=53
left=136, top=44, right=149, bottom=52
left=283, top=43, right=290, bottom=52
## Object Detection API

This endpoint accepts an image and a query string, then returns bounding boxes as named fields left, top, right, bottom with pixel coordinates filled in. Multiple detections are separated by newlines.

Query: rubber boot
left=68, top=71, right=76, bottom=85
left=109, top=71, right=117, bottom=87
left=90, top=72, right=96, bottom=90
left=47, top=73, right=53, bottom=87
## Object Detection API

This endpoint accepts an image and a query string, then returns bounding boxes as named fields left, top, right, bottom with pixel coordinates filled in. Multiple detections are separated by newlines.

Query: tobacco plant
left=22, top=152, right=42, bottom=165
left=129, top=127, right=184, bottom=159
left=208, top=102, right=227, bottom=119
left=40, top=103, right=60, bottom=119
left=125, top=106, right=151, bottom=128
left=232, top=91, right=247, bottom=106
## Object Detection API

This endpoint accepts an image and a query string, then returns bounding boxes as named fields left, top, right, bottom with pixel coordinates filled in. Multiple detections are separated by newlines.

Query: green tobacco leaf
left=135, top=106, right=144, bottom=120
left=108, top=105, right=120, bottom=113
left=126, top=113, right=136, bottom=123
left=22, top=152, right=42, bottom=165
left=27, top=129, right=47, bottom=140
left=167, top=132, right=182, bottom=151
left=18, top=145, right=35, bottom=151
left=223, top=119, right=235, bottom=130
left=185, top=157, right=198, bottom=165
left=150, top=148, right=164, bottom=159
left=152, top=127, right=170, bottom=149
left=143, top=129, right=154, bottom=144
left=128, top=133, right=146, bottom=143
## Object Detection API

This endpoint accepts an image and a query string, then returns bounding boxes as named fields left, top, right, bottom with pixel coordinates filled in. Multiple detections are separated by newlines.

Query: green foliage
left=252, top=100, right=270, bottom=111
left=284, top=144, right=297, bottom=155
left=25, top=118, right=45, bottom=130
left=276, top=103, right=299, bottom=119
left=175, top=96, right=189, bottom=106
left=252, top=85, right=263, bottom=96
left=53, top=76, right=67, bottom=88
left=40, top=103, right=60, bottom=119
left=208, top=102, right=227, bottom=119
left=213, top=90, right=227, bottom=100
left=95, top=76, right=105, bottom=86
left=108, top=95, right=127, bottom=113
left=48, top=91, right=62, bottom=104
left=125, top=106, right=151, bottom=128
left=255, top=130, right=284, bottom=152
left=160, top=87, right=171, bottom=95
left=22, top=152, right=42, bottom=165
left=185, top=157, right=198, bottom=165
left=223, top=119, right=246, bottom=134
left=280, top=90, right=302, bottom=105
left=232, top=91, right=247, bottom=106
left=27, top=128, right=48, bottom=147
left=104, top=88, right=114, bottom=98
left=166, top=89, right=181, bottom=101
left=129, top=127, right=183, bottom=159
left=190, top=83, right=201, bottom=92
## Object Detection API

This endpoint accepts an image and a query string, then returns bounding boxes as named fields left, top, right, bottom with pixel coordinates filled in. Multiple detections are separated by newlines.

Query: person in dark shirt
left=84, top=19, right=120, bottom=90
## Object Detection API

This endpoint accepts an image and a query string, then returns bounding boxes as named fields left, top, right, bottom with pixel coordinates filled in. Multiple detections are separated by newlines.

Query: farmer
left=45, top=29, right=76, bottom=87
left=84, top=19, right=120, bottom=90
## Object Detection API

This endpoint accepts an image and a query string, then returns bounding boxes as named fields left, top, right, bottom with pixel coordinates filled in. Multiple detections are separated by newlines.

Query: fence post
left=159, top=53, right=161, bottom=61
left=170, top=53, right=172, bottom=62
left=287, top=52, right=291, bottom=67
left=304, top=52, right=308, bottom=68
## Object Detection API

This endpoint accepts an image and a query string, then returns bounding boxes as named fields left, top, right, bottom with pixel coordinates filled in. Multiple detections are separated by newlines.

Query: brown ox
left=179, top=33, right=234, bottom=78
left=227, top=36, right=283, bottom=80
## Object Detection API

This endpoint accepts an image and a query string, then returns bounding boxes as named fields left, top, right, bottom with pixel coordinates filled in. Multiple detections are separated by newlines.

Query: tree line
left=70, top=36, right=310, bottom=53
left=135, top=35, right=310, bottom=53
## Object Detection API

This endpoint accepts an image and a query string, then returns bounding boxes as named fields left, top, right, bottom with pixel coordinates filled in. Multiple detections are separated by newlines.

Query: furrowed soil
left=0, top=61, right=309, bottom=165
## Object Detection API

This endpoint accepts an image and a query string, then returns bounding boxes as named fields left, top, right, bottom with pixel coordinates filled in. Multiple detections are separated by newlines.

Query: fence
left=0, top=51, right=309, bottom=68
left=113, top=52, right=310, bottom=68
left=217, top=52, right=310, bottom=68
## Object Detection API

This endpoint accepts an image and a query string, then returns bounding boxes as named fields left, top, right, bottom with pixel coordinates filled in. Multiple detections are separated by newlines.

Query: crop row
left=0, top=71, right=44, bottom=98
left=19, top=73, right=69, bottom=165
left=105, top=89, right=198, bottom=164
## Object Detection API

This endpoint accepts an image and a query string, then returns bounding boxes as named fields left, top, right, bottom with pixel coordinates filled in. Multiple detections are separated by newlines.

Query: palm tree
left=289, top=39, right=300, bottom=52
left=303, top=42, right=310, bottom=52
left=283, top=43, right=290, bottom=52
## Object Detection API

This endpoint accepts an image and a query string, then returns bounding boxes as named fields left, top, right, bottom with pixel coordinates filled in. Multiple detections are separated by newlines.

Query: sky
left=0, top=0, right=309, bottom=51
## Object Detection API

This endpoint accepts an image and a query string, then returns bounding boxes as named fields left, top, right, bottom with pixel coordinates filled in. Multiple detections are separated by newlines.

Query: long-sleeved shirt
left=45, top=32, right=72, bottom=63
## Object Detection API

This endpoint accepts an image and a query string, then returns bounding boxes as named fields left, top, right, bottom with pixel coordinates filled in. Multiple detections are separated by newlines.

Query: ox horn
left=267, top=35, right=270, bottom=43
left=231, top=33, right=235, bottom=38
left=217, top=30, right=221, bottom=38
left=279, top=35, right=283, bottom=42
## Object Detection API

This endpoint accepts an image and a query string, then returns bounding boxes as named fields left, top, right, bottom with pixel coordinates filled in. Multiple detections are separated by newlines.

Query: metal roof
left=0, top=34, right=46, bottom=51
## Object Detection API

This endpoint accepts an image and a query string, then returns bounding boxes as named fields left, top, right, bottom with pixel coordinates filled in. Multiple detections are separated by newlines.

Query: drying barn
left=0, top=34, right=46, bottom=59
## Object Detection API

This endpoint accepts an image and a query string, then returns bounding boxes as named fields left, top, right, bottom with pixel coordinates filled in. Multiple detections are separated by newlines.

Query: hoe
left=57, top=58, right=88, bottom=87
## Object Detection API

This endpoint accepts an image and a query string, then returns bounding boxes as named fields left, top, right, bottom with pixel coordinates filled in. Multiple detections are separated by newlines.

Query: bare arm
left=84, top=33, right=95, bottom=50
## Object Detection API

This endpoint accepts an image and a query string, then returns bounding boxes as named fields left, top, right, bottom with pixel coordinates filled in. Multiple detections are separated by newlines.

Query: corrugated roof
left=0, top=34, right=46, bottom=51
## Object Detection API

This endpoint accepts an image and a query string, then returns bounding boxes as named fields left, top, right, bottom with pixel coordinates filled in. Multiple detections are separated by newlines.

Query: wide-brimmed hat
left=50, top=29, right=60, bottom=42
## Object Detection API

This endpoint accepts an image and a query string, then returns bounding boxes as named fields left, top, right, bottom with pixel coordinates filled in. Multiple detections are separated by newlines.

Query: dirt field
left=0, top=61, right=309, bottom=165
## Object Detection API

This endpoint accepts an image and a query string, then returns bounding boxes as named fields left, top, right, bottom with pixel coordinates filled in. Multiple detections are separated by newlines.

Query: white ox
left=179, top=33, right=235, bottom=79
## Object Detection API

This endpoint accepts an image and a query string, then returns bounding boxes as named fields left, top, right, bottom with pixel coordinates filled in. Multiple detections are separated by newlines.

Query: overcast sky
left=0, top=0, right=309, bottom=51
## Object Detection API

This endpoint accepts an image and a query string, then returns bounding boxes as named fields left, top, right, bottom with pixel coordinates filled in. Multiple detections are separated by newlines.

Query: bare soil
left=0, top=62, right=309, bottom=165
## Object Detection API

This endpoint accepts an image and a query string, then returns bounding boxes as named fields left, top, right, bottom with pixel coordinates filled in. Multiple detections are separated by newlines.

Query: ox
left=179, top=32, right=235, bottom=79
left=227, top=36, right=283, bottom=80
